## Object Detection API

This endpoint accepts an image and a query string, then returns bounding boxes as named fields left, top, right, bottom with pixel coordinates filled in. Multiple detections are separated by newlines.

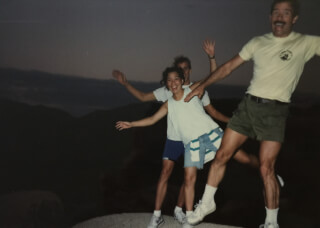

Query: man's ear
left=293, top=15, right=299, bottom=24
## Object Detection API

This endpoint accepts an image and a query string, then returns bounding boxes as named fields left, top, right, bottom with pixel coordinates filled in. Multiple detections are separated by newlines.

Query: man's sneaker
left=174, top=210, right=186, bottom=224
left=187, top=200, right=216, bottom=225
left=276, top=175, right=284, bottom=187
left=259, top=223, right=279, bottom=228
left=147, top=215, right=164, bottom=228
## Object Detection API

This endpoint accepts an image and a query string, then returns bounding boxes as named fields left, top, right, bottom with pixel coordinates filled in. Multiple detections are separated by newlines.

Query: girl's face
left=166, top=72, right=183, bottom=94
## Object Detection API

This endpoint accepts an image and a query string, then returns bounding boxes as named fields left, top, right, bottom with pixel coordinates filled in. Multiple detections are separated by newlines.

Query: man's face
left=177, top=62, right=191, bottom=82
left=270, top=2, right=298, bottom=37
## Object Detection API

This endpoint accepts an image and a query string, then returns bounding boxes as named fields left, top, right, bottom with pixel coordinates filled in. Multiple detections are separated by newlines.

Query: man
left=185, top=1, right=320, bottom=228
left=112, top=40, right=260, bottom=228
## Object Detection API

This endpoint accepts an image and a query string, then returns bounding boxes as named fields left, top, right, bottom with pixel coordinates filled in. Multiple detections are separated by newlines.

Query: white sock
left=202, top=184, right=217, bottom=203
left=153, top=210, right=161, bottom=217
left=186, top=211, right=193, bottom=217
left=174, top=206, right=182, bottom=213
left=265, top=207, right=279, bottom=225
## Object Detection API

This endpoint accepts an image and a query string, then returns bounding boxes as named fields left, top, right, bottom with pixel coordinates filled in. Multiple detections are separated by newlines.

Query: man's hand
left=203, top=39, right=215, bottom=58
left=112, top=69, right=128, bottom=86
left=184, top=84, right=205, bottom=102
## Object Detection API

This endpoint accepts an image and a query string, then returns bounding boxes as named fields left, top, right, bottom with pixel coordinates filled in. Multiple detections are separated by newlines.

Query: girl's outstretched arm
left=116, top=102, right=168, bottom=131
left=116, top=121, right=133, bottom=130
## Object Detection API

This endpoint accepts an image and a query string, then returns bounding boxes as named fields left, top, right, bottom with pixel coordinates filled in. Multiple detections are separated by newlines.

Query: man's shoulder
left=290, top=32, right=320, bottom=43
left=243, top=33, right=272, bottom=47
left=298, top=32, right=320, bottom=39
left=182, top=82, right=193, bottom=88
left=253, top=33, right=273, bottom=41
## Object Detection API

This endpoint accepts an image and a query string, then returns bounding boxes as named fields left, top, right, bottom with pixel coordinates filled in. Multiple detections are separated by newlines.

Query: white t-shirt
left=239, top=32, right=320, bottom=102
left=167, top=87, right=219, bottom=145
left=153, top=83, right=211, bottom=141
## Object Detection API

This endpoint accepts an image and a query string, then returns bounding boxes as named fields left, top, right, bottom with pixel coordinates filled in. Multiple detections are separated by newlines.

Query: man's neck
left=273, top=30, right=293, bottom=38
left=183, top=79, right=191, bottom=85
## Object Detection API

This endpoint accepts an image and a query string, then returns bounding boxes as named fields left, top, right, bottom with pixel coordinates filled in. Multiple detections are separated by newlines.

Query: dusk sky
left=1, top=0, right=320, bottom=94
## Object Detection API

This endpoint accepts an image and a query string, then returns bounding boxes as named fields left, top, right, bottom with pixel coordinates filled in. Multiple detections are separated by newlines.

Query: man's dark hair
left=160, top=66, right=185, bottom=89
left=173, top=55, right=192, bottom=70
left=271, top=0, right=300, bottom=17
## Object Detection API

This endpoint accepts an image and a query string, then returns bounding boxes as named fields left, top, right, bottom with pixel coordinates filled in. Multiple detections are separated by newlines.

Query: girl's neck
left=173, top=88, right=184, bottom=101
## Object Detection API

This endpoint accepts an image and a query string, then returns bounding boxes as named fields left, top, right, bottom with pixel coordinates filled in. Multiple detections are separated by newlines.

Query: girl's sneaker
left=174, top=210, right=186, bottom=224
left=147, top=215, right=164, bottom=228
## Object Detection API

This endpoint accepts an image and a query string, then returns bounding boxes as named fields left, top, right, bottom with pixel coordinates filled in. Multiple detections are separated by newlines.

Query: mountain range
left=1, top=68, right=319, bottom=117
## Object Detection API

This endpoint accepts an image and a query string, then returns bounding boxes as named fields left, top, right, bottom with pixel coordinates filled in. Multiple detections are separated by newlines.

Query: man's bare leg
left=233, top=148, right=260, bottom=168
left=188, top=128, right=248, bottom=225
left=207, top=128, right=248, bottom=187
left=259, top=141, right=281, bottom=227
left=259, top=141, right=281, bottom=208
left=233, top=145, right=284, bottom=188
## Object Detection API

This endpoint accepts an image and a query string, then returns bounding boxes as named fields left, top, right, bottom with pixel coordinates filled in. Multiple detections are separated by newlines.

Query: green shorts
left=227, top=94, right=289, bottom=142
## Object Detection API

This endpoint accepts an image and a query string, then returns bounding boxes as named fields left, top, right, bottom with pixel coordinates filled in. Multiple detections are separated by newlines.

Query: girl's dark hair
left=160, top=67, right=185, bottom=89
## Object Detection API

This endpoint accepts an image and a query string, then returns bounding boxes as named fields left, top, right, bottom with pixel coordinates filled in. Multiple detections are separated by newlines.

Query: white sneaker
left=187, top=200, right=216, bottom=225
left=259, top=223, right=279, bottom=228
left=147, top=215, right=164, bottom=228
left=276, top=174, right=284, bottom=187
left=174, top=210, right=186, bottom=224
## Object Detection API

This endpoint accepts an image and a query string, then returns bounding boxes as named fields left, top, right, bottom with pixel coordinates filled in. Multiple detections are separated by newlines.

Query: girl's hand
left=115, top=121, right=132, bottom=130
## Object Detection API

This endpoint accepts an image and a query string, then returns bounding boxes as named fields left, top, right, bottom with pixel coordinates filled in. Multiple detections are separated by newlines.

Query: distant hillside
left=0, top=68, right=161, bottom=117
left=0, top=98, right=167, bottom=224
left=1, top=98, right=320, bottom=227
left=2, top=68, right=319, bottom=117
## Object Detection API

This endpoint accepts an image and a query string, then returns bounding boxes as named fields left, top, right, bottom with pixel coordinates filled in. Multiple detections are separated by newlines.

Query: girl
left=116, top=66, right=257, bottom=228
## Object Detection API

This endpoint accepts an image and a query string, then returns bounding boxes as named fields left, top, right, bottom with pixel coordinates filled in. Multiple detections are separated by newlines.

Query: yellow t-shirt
left=239, top=32, right=320, bottom=102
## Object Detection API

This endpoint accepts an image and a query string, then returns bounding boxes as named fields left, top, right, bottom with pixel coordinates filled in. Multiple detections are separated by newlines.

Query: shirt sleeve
left=201, top=91, right=211, bottom=106
left=303, top=35, right=320, bottom=62
left=312, top=35, right=320, bottom=56
left=153, top=86, right=172, bottom=102
left=238, top=37, right=257, bottom=61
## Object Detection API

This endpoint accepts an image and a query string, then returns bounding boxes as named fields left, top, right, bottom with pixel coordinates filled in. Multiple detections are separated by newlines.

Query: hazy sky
left=1, top=0, right=320, bottom=93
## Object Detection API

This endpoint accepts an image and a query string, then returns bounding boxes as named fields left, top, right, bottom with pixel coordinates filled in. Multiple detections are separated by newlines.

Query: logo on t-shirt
left=279, top=50, right=293, bottom=61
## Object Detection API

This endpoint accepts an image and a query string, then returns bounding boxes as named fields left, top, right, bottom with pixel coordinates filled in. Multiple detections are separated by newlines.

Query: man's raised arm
left=184, top=54, right=245, bottom=102
left=112, top=69, right=156, bottom=102
left=203, top=39, right=217, bottom=73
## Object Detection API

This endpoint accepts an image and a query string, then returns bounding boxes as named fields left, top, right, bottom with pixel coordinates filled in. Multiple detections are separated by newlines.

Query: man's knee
left=259, top=162, right=275, bottom=179
left=214, top=148, right=234, bottom=165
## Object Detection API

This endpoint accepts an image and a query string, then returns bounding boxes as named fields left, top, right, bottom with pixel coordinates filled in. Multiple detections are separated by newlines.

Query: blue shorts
left=162, top=138, right=184, bottom=161
left=184, top=128, right=223, bottom=169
